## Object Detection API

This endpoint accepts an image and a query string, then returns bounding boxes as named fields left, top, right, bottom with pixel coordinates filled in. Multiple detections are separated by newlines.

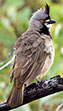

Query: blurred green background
left=0, top=0, right=63, bottom=111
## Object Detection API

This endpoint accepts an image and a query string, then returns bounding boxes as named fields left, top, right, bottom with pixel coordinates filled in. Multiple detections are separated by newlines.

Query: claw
left=36, top=78, right=41, bottom=83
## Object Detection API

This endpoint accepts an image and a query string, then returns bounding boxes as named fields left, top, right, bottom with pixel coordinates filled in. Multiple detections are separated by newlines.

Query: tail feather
left=6, top=82, right=23, bottom=108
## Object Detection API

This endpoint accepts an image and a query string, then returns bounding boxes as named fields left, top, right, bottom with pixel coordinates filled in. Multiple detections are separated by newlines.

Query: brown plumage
left=6, top=3, right=56, bottom=108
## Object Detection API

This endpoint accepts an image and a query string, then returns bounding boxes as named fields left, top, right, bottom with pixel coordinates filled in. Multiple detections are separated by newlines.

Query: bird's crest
left=45, top=3, right=50, bottom=15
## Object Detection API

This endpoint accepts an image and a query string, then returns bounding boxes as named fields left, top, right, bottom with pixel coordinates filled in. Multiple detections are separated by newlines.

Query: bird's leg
left=36, top=77, right=46, bottom=83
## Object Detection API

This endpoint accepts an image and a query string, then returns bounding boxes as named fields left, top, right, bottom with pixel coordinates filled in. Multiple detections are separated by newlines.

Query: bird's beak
left=45, top=19, right=56, bottom=24
left=44, top=19, right=56, bottom=28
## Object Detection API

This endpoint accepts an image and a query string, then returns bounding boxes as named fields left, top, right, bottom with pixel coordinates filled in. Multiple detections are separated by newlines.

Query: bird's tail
left=6, top=80, right=24, bottom=108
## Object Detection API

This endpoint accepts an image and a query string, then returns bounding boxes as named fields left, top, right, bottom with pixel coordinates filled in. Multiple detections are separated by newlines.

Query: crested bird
left=6, top=3, right=56, bottom=108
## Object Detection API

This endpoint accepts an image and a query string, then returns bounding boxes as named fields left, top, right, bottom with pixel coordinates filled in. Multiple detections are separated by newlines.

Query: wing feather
left=10, top=30, right=46, bottom=86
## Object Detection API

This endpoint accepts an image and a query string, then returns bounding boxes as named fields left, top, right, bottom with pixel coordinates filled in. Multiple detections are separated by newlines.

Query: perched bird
left=6, top=3, right=56, bottom=108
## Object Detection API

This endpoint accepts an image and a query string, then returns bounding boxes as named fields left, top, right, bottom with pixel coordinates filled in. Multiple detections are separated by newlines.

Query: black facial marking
left=37, top=25, right=52, bottom=39
left=45, top=16, right=50, bottom=20
left=37, top=25, right=49, bottom=35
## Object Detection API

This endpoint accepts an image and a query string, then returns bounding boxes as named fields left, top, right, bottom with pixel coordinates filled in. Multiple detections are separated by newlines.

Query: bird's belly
left=40, top=54, right=53, bottom=77
left=38, top=41, right=55, bottom=78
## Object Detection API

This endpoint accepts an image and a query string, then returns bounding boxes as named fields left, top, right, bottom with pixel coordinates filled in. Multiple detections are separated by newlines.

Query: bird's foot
left=36, top=78, right=41, bottom=83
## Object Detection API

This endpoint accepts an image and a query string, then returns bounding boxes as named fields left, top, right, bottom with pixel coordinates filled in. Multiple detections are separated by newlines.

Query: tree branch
left=0, top=75, right=63, bottom=111
left=0, top=0, right=6, bottom=7
left=0, top=55, right=15, bottom=71
left=0, top=52, right=13, bottom=66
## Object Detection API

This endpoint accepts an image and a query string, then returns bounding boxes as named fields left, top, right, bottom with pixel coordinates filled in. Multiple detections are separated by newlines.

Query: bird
left=6, top=3, right=56, bottom=108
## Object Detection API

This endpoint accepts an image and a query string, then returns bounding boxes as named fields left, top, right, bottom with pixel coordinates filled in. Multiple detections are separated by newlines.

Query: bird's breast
left=39, top=36, right=55, bottom=77
left=44, top=37, right=55, bottom=62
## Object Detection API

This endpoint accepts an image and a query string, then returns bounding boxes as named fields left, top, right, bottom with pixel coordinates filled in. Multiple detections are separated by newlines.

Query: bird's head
left=29, top=3, right=56, bottom=30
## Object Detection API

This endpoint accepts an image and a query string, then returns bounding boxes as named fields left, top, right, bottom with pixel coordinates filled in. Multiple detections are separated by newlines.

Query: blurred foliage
left=0, top=0, right=63, bottom=111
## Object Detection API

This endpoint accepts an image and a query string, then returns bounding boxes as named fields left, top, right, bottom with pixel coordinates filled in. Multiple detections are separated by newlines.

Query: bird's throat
left=38, top=26, right=50, bottom=36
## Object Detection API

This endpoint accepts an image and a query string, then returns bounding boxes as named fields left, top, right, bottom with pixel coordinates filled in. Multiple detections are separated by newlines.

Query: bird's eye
left=40, top=19, right=44, bottom=23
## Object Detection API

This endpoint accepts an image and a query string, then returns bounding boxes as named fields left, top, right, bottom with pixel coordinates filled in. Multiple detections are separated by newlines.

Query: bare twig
left=2, top=0, right=32, bottom=38
left=0, top=52, right=12, bottom=66
left=56, top=103, right=63, bottom=111
left=0, top=75, right=63, bottom=111
left=17, top=0, right=30, bottom=12
left=0, top=55, right=15, bottom=70
left=10, top=22, right=21, bottom=38
left=17, top=3, right=28, bottom=12
left=0, top=0, right=6, bottom=7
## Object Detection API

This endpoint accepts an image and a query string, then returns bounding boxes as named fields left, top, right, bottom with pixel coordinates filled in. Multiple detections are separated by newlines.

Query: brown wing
left=11, top=30, right=47, bottom=86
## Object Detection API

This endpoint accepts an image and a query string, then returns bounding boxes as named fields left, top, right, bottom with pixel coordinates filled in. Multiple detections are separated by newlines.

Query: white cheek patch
left=46, top=24, right=52, bottom=28
left=44, top=23, right=52, bottom=28
left=44, top=19, right=53, bottom=28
